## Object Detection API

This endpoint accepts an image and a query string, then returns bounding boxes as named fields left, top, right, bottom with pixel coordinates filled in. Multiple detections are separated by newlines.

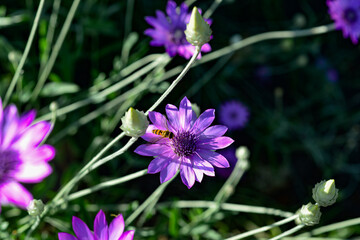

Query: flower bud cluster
left=295, top=179, right=339, bottom=226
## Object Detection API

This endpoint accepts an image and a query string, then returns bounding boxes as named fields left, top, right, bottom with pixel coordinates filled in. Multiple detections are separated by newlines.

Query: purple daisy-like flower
left=144, top=0, right=212, bottom=59
left=327, top=0, right=360, bottom=44
left=0, top=98, right=55, bottom=211
left=135, top=97, right=234, bottom=189
left=58, top=210, right=134, bottom=240
left=219, top=100, right=249, bottom=131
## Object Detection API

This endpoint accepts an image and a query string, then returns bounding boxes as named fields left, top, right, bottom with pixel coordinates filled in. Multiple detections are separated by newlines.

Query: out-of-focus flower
left=120, top=107, right=149, bottom=138
left=0, top=98, right=55, bottom=210
left=295, top=203, right=321, bottom=226
left=312, top=179, right=339, bottom=207
left=27, top=199, right=44, bottom=216
left=184, top=7, right=212, bottom=47
left=327, top=0, right=360, bottom=44
left=219, top=100, right=249, bottom=131
left=326, top=68, right=339, bottom=82
left=144, top=0, right=212, bottom=59
left=135, top=97, right=234, bottom=189
left=58, top=210, right=134, bottom=240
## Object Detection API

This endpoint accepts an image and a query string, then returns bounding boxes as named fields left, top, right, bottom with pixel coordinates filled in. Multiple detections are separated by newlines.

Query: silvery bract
left=296, top=203, right=321, bottom=226
left=312, top=179, right=338, bottom=207
left=27, top=199, right=45, bottom=216
left=184, top=7, right=212, bottom=47
left=120, top=108, right=149, bottom=138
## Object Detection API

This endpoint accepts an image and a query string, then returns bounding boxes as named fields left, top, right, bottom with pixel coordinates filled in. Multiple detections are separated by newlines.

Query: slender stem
left=51, top=133, right=127, bottom=203
left=158, top=24, right=336, bottom=84
left=31, top=0, right=81, bottom=102
left=24, top=217, right=40, bottom=240
left=55, top=169, right=148, bottom=205
left=269, top=224, right=305, bottom=240
left=122, top=0, right=135, bottom=63
left=297, top=217, right=360, bottom=237
left=203, top=0, right=222, bottom=19
left=125, top=172, right=178, bottom=225
left=145, top=46, right=200, bottom=114
left=225, top=215, right=299, bottom=240
left=39, top=0, right=61, bottom=75
left=4, top=0, right=45, bottom=106
left=36, top=54, right=165, bottom=122
left=157, top=200, right=294, bottom=218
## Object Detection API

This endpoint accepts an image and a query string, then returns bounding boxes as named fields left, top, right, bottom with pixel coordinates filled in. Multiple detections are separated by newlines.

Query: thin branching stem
left=4, top=0, right=45, bottom=106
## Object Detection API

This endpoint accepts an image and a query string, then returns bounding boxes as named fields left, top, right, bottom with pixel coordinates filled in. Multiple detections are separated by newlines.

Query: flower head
left=219, top=100, right=249, bottom=131
left=58, top=210, right=134, bottom=240
left=135, top=97, right=234, bottom=188
left=27, top=199, right=45, bottom=216
left=312, top=179, right=339, bottom=207
left=120, top=107, right=149, bottom=138
left=295, top=203, right=321, bottom=226
left=184, top=7, right=212, bottom=47
left=327, top=0, right=360, bottom=44
left=0, top=98, right=55, bottom=210
left=144, top=0, right=212, bottom=59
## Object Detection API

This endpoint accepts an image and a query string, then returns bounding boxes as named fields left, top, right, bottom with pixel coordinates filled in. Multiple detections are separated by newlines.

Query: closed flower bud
left=296, top=203, right=321, bottom=226
left=235, top=146, right=250, bottom=171
left=27, top=199, right=45, bottom=216
left=184, top=7, right=212, bottom=47
left=312, top=179, right=338, bottom=207
left=120, top=108, right=149, bottom=138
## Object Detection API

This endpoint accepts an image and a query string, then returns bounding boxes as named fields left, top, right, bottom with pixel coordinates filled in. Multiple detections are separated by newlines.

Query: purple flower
left=219, top=101, right=249, bottom=131
left=58, top=210, right=134, bottom=240
left=135, top=97, right=234, bottom=189
left=144, top=0, right=212, bottom=59
left=327, top=68, right=339, bottom=82
left=327, top=0, right=360, bottom=44
left=0, top=99, right=55, bottom=211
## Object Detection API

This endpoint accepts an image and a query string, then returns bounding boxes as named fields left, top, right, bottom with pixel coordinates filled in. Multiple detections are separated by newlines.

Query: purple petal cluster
left=219, top=100, right=249, bottom=131
left=135, top=97, right=234, bottom=189
left=0, top=99, right=54, bottom=211
left=144, top=0, right=212, bottom=59
left=327, top=0, right=360, bottom=44
left=58, top=210, right=134, bottom=240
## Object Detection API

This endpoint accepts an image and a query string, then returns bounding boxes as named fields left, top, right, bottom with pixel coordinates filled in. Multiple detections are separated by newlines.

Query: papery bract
left=135, top=97, right=234, bottom=189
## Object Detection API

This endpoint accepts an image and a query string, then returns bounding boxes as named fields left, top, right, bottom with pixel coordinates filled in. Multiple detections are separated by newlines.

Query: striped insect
left=152, top=129, right=174, bottom=139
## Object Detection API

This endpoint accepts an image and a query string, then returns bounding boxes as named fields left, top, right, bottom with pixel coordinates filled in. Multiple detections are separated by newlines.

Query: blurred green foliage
left=1, top=0, right=360, bottom=239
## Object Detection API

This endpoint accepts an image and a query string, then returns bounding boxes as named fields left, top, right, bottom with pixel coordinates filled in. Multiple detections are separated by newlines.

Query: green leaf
left=40, top=82, right=80, bottom=97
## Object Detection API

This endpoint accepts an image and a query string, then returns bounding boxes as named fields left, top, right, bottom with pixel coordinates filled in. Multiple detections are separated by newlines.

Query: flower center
left=171, top=131, right=197, bottom=157
left=0, top=149, right=20, bottom=185
left=172, top=29, right=185, bottom=44
left=344, top=8, right=358, bottom=24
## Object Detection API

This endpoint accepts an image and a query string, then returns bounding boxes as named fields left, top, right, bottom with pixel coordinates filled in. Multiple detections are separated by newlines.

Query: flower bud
left=27, top=199, right=45, bottom=216
left=120, top=108, right=149, bottom=138
left=295, top=203, right=321, bottom=226
left=235, top=146, right=250, bottom=170
left=312, top=179, right=338, bottom=207
left=184, top=7, right=212, bottom=47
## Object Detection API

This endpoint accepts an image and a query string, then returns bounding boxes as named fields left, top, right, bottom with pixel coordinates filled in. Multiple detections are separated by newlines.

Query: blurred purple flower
left=219, top=100, right=249, bottom=131
left=327, top=68, right=339, bottom=82
left=0, top=99, right=54, bottom=211
left=58, top=210, right=134, bottom=240
left=135, top=97, right=234, bottom=189
left=327, top=0, right=360, bottom=44
left=144, top=0, right=212, bottom=59
left=215, top=147, right=237, bottom=178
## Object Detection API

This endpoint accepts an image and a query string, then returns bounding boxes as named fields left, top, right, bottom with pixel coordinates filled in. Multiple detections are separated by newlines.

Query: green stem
left=55, top=169, right=148, bottom=205
left=157, top=200, right=293, bottom=218
left=31, top=0, right=81, bottom=102
left=24, top=217, right=40, bottom=240
left=225, top=215, right=299, bottom=240
left=203, top=0, right=222, bottom=19
left=145, top=46, right=200, bottom=114
left=4, top=0, right=45, bottom=106
left=269, top=224, right=305, bottom=240
left=125, top=172, right=178, bottom=225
